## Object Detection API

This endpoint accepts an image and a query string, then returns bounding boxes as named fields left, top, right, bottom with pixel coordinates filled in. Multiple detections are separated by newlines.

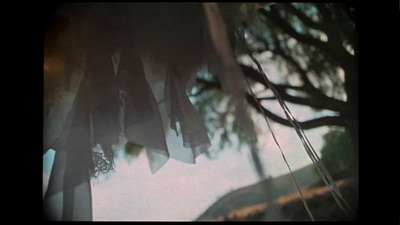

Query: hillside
left=196, top=164, right=321, bottom=221
left=196, top=164, right=358, bottom=221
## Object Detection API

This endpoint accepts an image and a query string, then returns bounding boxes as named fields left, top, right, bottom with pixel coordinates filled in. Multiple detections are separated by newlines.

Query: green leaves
left=316, top=129, right=355, bottom=178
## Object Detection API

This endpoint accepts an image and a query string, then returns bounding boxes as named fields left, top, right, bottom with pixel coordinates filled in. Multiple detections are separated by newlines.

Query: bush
left=316, top=129, right=355, bottom=179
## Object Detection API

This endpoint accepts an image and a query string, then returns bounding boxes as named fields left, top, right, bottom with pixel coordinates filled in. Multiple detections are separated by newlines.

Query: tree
left=315, top=128, right=355, bottom=179
left=193, top=3, right=358, bottom=172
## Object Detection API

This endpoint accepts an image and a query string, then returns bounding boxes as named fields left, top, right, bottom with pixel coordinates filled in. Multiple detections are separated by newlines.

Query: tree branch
left=249, top=31, right=324, bottom=98
left=194, top=76, right=354, bottom=130
left=311, top=4, right=355, bottom=65
left=283, top=4, right=326, bottom=32
left=195, top=78, right=221, bottom=89
left=240, top=65, right=351, bottom=114
left=267, top=39, right=321, bottom=94
left=253, top=6, right=356, bottom=108
left=257, top=96, right=276, bottom=100
left=272, top=86, right=346, bottom=113
left=259, top=7, right=330, bottom=56
left=259, top=7, right=354, bottom=68
left=245, top=93, right=354, bottom=129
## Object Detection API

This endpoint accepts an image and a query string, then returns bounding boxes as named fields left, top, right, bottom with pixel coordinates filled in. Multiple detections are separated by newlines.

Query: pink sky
left=88, top=116, right=328, bottom=221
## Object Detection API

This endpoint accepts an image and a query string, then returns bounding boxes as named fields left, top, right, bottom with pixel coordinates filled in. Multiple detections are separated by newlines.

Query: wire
left=245, top=75, right=315, bottom=221
left=248, top=53, right=355, bottom=219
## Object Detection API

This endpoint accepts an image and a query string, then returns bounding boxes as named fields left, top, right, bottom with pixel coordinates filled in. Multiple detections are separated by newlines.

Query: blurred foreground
left=196, top=164, right=358, bottom=221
